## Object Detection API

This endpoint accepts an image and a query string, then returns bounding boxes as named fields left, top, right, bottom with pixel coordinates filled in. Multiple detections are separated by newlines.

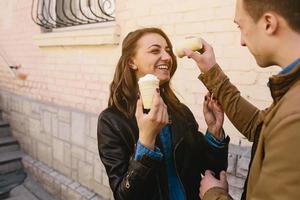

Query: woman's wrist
left=139, top=134, right=156, bottom=150
left=208, top=127, right=223, bottom=141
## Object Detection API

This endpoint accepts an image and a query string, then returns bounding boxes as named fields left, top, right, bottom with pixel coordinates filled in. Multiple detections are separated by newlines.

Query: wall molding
left=33, top=22, right=120, bottom=47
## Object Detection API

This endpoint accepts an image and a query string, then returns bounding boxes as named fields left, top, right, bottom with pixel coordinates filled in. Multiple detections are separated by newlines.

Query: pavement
left=4, top=173, right=59, bottom=200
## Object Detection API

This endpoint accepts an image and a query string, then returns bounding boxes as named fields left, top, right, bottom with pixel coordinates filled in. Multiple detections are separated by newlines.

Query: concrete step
left=0, top=143, right=19, bottom=154
left=0, top=127, right=11, bottom=138
left=0, top=170, right=27, bottom=199
left=5, top=175, right=59, bottom=200
left=0, top=160, right=23, bottom=175
left=23, top=175, right=59, bottom=200
left=0, top=151, right=22, bottom=165
left=0, top=136, right=18, bottom=147
left=4, top=185, right=39, bottom=200
left=0, top=120, right=9, bottom=127
left=0, top=136, right=20, bottom=153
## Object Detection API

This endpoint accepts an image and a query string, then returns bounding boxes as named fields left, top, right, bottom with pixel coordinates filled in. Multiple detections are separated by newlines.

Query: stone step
left=0, top=151, right=22, bottom=165
left=0, top=136, right=20, bottom=153
left=0, top=127, right=11, bottom=138
left=0, top=170, right=27, bottom=199
left=0, top=120, right=9, bottom=127
left=23, top=175, right=59, bottom=200
left=0, top=160, right=23, bottom=175
left=5, top=184, right=39, bottom=200
left=0, top=143, right=20, bottom=154
left=0, top=136, right=18, bottom=147
left=3, top=175, right=59, bottom=200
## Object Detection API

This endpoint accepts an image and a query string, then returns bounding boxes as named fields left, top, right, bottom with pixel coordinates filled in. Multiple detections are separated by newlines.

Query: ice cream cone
left=138, top=74, right=159, bottom=109
left=175, top=37, right=203, bottom=58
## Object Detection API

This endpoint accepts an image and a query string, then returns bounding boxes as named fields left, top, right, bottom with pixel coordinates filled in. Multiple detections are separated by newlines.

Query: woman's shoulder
left=99, top=107, right=118, bottom=119
left=98, top=107, right=137, bottom=146
left=98, top=107, right=134, bottom=130
left=99, top=107, right=126, bottom=121
left=99, top=107, right=127, bottom=126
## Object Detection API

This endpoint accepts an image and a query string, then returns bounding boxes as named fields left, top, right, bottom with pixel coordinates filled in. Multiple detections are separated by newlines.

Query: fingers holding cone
left=135, top=93, right=144, bottom=119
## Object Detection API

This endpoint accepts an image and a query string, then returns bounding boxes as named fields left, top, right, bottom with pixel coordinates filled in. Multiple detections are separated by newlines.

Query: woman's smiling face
left=131, top=33, right=173, bottom=85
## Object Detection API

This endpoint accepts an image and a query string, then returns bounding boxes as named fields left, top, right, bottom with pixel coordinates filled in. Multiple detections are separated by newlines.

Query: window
left=31, top=0, right=116, bottom=30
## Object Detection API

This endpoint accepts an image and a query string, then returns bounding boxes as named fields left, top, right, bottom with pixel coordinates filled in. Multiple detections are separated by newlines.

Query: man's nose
left=240, top=38, right=246, bottom=47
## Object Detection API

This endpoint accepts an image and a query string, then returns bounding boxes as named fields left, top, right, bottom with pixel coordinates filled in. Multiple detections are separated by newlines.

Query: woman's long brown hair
left=108, top=27, right=185, bottom=119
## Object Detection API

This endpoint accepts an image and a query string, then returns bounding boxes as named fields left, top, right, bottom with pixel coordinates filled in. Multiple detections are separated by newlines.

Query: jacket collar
left=268, top=63, right=300, bottom=103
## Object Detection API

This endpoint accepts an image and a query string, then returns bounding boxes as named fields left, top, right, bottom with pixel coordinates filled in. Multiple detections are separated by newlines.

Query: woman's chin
left=158, top=78, right=170, bottom=86
left=157, top=74, right=170, bottom=81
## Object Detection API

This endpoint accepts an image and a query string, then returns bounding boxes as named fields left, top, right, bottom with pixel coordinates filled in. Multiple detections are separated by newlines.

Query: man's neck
left=275, top=33, right=300, bottom=68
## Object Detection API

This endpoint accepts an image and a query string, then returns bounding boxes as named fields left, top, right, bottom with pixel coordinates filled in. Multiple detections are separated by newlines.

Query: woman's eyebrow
left=148, top=44, right=170, bottom=49
left=148, top=44, right=161, bottom=49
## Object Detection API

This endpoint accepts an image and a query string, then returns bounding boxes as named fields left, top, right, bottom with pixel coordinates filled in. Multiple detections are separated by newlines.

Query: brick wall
left=0, top=0, right=279, bottom=143
left=0, top=91, right=251, bottom=200
left=0, top=0, right=277, bottom=199
left=0, top=91, right=113, bottom=199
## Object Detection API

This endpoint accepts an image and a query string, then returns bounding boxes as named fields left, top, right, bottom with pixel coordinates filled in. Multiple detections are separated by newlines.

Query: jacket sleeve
left=199, top=64, right=266, bottom=142
left=183, top=105, right=229, bottom=176
left=203, top=187, right=233, bottom=200
left=97, top=111, right=162, bottom=200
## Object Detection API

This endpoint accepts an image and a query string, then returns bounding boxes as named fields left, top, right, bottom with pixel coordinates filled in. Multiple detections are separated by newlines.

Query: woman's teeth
left=158, top=65, right=168, bottom=69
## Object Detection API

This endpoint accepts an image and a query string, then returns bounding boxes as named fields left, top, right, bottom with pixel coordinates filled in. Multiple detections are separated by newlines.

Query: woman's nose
left=161, top=50, right=171, bottom=61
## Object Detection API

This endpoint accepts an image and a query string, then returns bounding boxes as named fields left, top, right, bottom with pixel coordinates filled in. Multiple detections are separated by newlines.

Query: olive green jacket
left=199, top=63, right=300, bottom=200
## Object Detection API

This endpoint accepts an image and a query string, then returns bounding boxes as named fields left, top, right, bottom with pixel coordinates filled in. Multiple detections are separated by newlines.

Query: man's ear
left=263, top=13, right=278, bottom=35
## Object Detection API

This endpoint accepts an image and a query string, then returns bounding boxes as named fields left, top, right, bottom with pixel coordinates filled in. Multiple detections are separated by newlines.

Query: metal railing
left=31, top=0, right=115, bottom=29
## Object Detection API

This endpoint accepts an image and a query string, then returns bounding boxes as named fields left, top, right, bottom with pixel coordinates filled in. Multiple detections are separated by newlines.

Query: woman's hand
left=135, top=89, right=169, bottom=150
left=203, top=92, right=224, bottom=140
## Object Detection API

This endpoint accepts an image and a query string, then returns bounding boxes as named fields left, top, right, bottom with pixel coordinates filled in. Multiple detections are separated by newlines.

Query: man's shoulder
left=280, top=82, right=300, bottom=112
left=265, top=82, right=300, bottom=126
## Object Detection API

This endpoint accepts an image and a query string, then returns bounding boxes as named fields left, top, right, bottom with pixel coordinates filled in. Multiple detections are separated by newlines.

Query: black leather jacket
left=97, top=105, right=229, bottom=200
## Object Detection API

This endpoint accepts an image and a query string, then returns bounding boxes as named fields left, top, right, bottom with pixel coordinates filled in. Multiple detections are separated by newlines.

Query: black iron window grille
left=31, top=0, right=115, bottom=29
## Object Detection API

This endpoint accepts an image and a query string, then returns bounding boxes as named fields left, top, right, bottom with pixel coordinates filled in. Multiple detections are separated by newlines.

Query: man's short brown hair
left=243, top=0, right=300, bottom=32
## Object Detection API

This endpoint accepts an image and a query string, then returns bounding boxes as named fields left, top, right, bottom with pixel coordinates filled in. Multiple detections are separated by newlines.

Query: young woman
left=97, top=27, right=229, bottom=200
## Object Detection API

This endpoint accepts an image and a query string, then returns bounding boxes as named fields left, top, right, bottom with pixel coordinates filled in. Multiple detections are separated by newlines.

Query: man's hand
left=199, top=170, right=228, bottom=199
left=203, top=92, right=224, bottom=140
left=182, top=39, right=216, bottom=73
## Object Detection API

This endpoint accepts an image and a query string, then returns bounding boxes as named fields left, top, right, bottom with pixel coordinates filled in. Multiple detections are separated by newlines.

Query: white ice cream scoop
left=138, top=74, right=159, bottom=109
left=175, top=37, right=203, bottom=58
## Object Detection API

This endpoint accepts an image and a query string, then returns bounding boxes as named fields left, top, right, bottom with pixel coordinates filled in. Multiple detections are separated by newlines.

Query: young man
left=184, top=0, right=300, bottom=199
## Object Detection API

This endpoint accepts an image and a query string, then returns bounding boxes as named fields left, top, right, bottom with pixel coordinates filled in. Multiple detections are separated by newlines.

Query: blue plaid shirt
left=279, top=58, right=300, bottom=74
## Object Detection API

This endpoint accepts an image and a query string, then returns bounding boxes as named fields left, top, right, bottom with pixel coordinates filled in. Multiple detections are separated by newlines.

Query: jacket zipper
left=173, top=137, right=187, bottom=199
left=127, top=123, right=136, bottom=190
left=125, top=170, right=134, bottom=189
